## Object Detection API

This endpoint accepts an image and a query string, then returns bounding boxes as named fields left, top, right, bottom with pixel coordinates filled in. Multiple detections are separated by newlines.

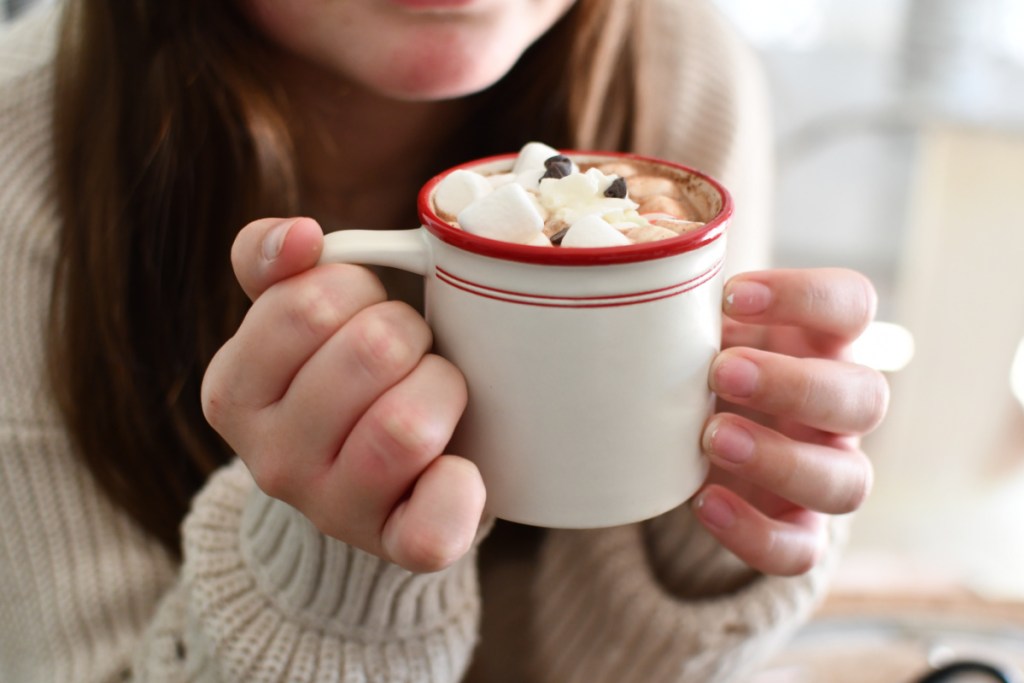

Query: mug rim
left=418, top=150, right=732, bottom=266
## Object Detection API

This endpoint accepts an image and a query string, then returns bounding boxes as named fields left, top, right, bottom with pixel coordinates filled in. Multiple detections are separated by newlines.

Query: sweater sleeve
left=135, top=460, right=483, bottom=683
left=527, top=504, right=848, bottom=683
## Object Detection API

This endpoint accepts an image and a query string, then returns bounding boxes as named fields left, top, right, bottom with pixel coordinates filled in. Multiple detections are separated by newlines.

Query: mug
left=319, top=150, right=732, bottom=528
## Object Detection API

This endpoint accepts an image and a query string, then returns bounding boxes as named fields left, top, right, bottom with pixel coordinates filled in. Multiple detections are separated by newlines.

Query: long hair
left=50, top=0, right=636, bottom=557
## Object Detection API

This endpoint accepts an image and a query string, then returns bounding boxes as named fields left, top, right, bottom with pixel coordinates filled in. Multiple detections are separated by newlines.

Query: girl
left=0, top=1, right=887, bottom=681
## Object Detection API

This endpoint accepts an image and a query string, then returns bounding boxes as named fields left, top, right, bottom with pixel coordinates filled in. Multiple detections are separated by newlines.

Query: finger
left=709, top=347, right=890, bottom=435
left=381, top=455, right=486, bottom=573
left=723, top=268, right=878, bottom=350
left=311, top=354, right=469, bottom=556
left=201, top=264, right=386, bottom=445
left=693, top=485, right=827, bottom=576
left=231, top=217, right=325, bottom=300
left=242, top=301, right=434, bottom=502
left=720, top=316, right=768, bottom=352
left=703, top=414, right=873, bottom=515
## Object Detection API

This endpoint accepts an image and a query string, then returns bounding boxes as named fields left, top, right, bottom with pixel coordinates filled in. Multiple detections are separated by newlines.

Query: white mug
left=320, top=151, right=731, bottom=528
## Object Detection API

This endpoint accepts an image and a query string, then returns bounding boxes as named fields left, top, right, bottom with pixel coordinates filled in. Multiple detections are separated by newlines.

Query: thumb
left=231, top=217, right=324, bottom=300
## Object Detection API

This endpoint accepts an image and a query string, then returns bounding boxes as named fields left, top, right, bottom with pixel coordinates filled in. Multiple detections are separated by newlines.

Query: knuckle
left=285, top=277, right=353, bottom=340
left=399, top=528, right=461, bottom=573
left=768, top=532, right=819, bottom=577
left=852, top=269, right=879, bottom=329
left=200, top=354, right=245, bottom=436
left=825, top=450, right=874, bottom=515
left=760, top=522, right=824, bottom=577
left=369, top=398, right=448, bottom=463
left=843, top=455, right=874, bottom=513
left=858, top=367, right=890, bottom=433
left=304, top=505, right=346, bottom=543
left=871, top=370, right=891, bottom=427
left=349, top=307, right=425, bottom=383
left=787, top=547, right=820, bottom=576
left=248, top=454, right=293, bottom=501
left=200, top=377, right=229, bottom=431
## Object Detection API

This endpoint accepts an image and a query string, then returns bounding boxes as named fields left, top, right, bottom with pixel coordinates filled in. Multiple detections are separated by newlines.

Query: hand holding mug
left=201, top=217, right=485, bottom=573
left=695, top=267, right=890, bottom=575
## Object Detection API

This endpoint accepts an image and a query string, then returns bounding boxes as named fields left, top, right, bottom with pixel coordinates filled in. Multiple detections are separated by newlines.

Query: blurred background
left=711, top=0, right=1024, bottom=607
left=5, top=0, right=1024, bottom=611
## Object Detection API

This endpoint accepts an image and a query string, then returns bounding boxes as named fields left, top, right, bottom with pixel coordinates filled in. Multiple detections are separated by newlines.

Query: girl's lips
left=387, top=0, right=480, bottom=10
left=387, top=0, right=477, bottom=9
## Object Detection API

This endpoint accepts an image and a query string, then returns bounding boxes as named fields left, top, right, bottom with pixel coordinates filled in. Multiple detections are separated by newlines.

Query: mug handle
left=319, top=227, right=431, bottom=276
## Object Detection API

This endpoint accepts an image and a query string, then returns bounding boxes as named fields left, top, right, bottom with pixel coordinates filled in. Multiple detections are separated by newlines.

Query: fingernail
left=724, top=280, right=771, bottom=315
left=695, top=491, right=736, bottom=530
left=262, top=218, right=297, bottom=261
left=711, top=355, right=759, bottom=399
left=704, top=418, right=755, bottom=465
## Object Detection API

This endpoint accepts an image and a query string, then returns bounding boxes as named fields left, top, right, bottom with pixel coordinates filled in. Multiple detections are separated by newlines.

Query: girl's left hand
left=694, top=268, right=890, bottom=576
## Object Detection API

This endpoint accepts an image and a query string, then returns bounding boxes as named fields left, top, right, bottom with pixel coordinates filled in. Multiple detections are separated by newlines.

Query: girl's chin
left=367, top=51, right=517, bottom=101
left=374, top=73, right=503, bottom=101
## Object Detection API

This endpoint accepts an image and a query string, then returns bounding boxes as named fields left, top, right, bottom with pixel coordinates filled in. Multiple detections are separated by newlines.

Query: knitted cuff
left=642, top=501, right=759, bottom=598
left=529, top=515, right=846, bottom=683
left=181, top=459, right=482, bottom=683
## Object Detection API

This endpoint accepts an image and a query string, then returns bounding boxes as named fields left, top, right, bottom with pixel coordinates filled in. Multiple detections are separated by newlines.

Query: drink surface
left=431, top=141, right=708, bottom=248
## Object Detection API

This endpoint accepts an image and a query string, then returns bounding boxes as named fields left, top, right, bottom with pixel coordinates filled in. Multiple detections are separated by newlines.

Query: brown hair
left=49, top=0, right=636, bottom=557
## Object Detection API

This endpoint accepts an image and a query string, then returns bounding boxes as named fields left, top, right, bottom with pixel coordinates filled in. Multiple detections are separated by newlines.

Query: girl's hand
left=201, top=217, right=486, bottom=573
left=694, top=268, right=889, bottom=576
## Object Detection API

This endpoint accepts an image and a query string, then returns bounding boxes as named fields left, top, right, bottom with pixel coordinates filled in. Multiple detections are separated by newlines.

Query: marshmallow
left=487, top=172, right=518, bottom=189
left=457, top=183, right=545, bottom=244
left=628, top=174, right=682, bottom=199
left=434, top=169, right=493, bottom=220
left=620, top=224, right=679, bottom=243
left=585, top=168, right=620, bottom=196
left=538, top=172, right=637, bottom=224
left=638, top=195, right=697, bottom=219
left=592, top=162, right=639, bottom=178
left=560, top=215, right=632, bottom=248
left=515, top=168, right=546, bottom=190
left=512, top=141, right=562, bottom=175
left=648, top=215, right=705, bottom=235
left=525, top=232, right=554, bottom=247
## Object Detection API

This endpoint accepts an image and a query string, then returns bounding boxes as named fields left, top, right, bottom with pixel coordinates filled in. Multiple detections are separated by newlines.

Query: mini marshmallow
left=585, top=168, right=620, bottom=197
left=515, top=168, right=546, bottom=190
left=602, top=209, right=647, bottom=227
left=457, top=183, right=545, bottom=244
left=538, top=172, right=637, bottom=224
left=560, top=215, right=632, bottom=248
left=539, top=171, right=599, bottom=206
left=434, top=169, right=493, bottom=220
left=525, top=232, right=553, bottom=247
left=512, top=141, right=562, bottom=175
left=487, top=172, right=518, bottom=189
left=649, top=215, right=705, bottom=234
left=639, top=195, right=695, bottom=219
left=592, top=162, right=639, bottom=178
left=628, top=174, right=683, bottom=199
left=620, top=224, right=678, bottom=243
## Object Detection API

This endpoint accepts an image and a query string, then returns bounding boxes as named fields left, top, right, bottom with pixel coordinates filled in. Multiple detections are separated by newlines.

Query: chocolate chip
left=604, top=176, right=628, bottom=199
left=549, top=227, right=570, bottom=245
left=541, top=155, right=573, bottom=180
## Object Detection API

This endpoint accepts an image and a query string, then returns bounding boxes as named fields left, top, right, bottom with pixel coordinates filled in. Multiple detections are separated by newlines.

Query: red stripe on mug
left=434, top=259, right=724, bottom=308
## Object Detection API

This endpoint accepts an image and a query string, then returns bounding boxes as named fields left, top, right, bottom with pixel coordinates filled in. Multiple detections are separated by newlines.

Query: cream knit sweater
left=0, top=3, right=841, bottom=682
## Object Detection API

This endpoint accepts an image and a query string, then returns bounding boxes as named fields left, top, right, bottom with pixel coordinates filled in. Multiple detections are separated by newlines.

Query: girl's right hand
left=201, top=217, right=486, bottom=573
